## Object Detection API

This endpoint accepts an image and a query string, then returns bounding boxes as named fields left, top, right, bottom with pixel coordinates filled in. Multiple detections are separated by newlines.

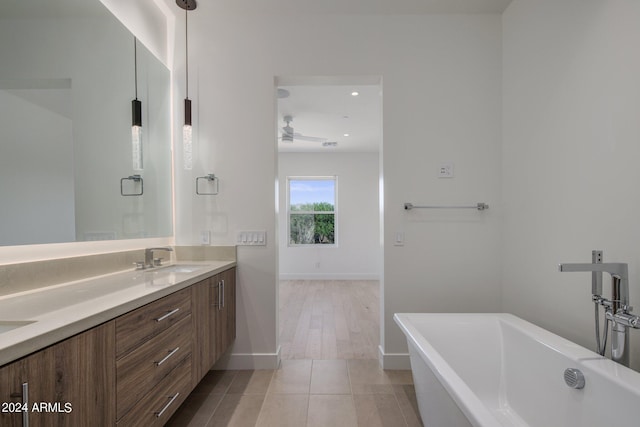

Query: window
left=287, top=177, right=336, bottom=246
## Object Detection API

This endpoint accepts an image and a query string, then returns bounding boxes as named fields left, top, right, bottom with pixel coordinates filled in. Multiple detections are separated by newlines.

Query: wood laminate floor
left=279, top=280, right=380, bottom=360
left=168, top=280, right=423, bottom=426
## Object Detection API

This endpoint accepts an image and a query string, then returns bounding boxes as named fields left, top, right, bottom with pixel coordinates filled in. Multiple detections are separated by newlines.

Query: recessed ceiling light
left=343, top=133, right=350, bottom=137
left=351, top=91, right=359, bottom=96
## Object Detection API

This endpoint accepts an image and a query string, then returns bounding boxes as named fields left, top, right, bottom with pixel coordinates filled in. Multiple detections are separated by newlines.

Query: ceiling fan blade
left=293, top=133, right=327, bottom=143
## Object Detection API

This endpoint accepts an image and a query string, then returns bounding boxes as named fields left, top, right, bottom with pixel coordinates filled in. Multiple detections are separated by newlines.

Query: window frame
left=286, top=176, right=338, bottom=247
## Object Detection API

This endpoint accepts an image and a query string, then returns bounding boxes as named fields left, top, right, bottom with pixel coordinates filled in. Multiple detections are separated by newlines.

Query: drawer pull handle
left=154, top=392, right=180, bottom=418
left=155, top=308, right=180, bottom=322
left=155, top=347, right=180, bottom=366
left=221, top=279, right=225, bottom=309
left=10, top=383, right=29, bottom=427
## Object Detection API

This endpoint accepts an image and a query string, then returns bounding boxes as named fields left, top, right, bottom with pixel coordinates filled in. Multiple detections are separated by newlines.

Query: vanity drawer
left=116, top=287, right=191, bottom=358
left=116, top=354, right=192, bottom=427
left=116, top=314, right=192, bottom=420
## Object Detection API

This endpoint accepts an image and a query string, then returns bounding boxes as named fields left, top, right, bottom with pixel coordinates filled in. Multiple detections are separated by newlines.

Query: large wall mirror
left=0, top=0, right=172, bottom=246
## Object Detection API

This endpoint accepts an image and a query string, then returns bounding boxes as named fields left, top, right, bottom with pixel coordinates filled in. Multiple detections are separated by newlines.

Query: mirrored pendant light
left=131, top=37, right=143, bottom=171
left=177, top=0, right=197, bottom=170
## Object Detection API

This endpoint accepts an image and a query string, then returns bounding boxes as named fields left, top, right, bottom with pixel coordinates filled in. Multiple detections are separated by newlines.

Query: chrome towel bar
left=404, top=202, right=489, bottom=211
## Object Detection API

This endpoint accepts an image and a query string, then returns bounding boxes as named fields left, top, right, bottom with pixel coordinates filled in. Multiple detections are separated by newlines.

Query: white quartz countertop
left=0, top=260, right=236, bottom=366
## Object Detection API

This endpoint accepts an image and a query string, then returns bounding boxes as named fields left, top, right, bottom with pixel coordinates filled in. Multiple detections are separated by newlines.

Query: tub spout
left=558, top=259, right=639, bottom=367
left=558, top=263, right=628, bottom=306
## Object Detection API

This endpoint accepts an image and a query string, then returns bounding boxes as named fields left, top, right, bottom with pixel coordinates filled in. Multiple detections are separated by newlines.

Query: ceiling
left=277, top=82, right=382, bottom=153
left=204, top=0, right=513, bottom=15
left=0, top=0, right=109, bottom=18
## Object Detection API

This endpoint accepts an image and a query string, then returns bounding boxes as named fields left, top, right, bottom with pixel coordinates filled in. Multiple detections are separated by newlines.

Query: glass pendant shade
left=131, top=98, right=143, bottom=170
left=183, top=98, right=193, bottom=170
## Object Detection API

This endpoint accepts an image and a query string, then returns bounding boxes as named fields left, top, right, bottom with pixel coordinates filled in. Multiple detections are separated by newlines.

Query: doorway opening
left=274, top=76, right=383, bottom=360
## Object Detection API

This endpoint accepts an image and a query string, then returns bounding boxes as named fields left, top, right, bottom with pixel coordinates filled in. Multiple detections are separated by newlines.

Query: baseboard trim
left=213, top=346, right=281, bottom=370
left=378, top=345, right=411, bottom=370
left=279, top=273, right=379, bottom=281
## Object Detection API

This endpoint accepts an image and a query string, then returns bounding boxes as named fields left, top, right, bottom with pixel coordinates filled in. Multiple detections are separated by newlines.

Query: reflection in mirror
left=0, top=0, right=172, bottom=246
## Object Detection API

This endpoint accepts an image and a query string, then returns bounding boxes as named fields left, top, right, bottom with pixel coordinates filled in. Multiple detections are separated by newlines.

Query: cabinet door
left=0, top=321, right=115, bottom=427
left=221, top=268, right=236, bottom=350
left=0, top=355, right=29, bottom=427
left=211, top=274, right=222, bottom=362
left=192, top=278, right=213, bottom=387
left=214, top=268, right=236, bottom=361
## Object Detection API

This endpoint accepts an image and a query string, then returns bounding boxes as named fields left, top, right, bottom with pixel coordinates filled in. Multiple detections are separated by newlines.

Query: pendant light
left=131, top=37, right=143, bottom=171
left=177, top=0, right=197, bottom=170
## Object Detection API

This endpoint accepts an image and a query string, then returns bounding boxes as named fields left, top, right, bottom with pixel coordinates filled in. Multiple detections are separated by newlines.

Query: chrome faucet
left=559, top=253, right=639, bottom=367
left=143, top=247, right=174, bottom=268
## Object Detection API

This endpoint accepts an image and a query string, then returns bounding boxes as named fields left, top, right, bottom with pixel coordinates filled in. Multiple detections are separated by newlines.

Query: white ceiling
left=0, top=0, right=109, bottom=18
left=205, top=0, right=513, bottom=15
left=277, top=82, right=382, bottom=153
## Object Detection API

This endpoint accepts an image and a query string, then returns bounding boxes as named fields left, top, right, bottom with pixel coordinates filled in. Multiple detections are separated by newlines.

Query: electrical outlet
left=200, top=230, right=211, bottom=245
left=394, top=232, right=404, bottom=246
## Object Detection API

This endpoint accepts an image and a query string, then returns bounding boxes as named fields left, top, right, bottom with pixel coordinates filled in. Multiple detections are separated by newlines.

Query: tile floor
left=167, top=359, right=423, bottom=427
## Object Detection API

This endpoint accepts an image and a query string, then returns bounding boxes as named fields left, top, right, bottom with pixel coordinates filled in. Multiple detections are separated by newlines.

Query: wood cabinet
left=214, top=267, right=236, bottom=361
left=192, top=267, right=237, bottom=386
left=0, top=265, right=236, bottom=427
left=115, top=288, right=191, bottom=359
left=115, top=288, right=193, bottom=424
left=0, top=322, right=115, bottom=427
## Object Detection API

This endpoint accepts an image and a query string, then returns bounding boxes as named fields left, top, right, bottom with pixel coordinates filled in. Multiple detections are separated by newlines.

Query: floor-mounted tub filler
left=394, top=313, right=640, bottom=427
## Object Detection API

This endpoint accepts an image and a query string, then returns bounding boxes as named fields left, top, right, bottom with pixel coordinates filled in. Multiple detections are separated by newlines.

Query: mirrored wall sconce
left=121, top=174, right=144, bottom=196
left=131, top=37, right=143, bottom=171
left=196, top=174, right=219, bottom=195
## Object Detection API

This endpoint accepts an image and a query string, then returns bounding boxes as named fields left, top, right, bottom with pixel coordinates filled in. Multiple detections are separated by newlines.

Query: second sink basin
left=151, top=265, right=204, bottom=274
left=0, top=320, right=35, bottom=334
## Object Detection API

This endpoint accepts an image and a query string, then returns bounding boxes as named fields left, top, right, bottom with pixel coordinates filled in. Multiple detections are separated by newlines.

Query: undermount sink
left=0, top=320, right=35, bottom=334
left=150, top=265, right=204, bottom=274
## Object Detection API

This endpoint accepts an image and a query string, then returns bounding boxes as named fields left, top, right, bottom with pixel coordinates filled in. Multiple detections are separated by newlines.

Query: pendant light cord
left=134, top=37, right=138, bottom=100
left=185, top=7, right=189, bottom=99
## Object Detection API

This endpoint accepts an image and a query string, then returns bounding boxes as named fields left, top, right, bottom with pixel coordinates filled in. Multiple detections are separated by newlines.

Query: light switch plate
left=438, top=162, right=454, bottom=178
left=237, top=230, right=267, bottom=246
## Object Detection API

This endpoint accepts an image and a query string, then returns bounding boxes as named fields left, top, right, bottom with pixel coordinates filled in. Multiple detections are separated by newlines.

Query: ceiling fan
left=279, top=115, right=329, bottom=143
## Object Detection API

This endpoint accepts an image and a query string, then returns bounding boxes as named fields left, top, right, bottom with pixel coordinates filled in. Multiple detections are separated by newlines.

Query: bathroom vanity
left=0, top=262, right=236, bottom=426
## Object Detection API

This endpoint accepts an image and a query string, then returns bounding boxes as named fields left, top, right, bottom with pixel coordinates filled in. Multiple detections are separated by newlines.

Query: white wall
left=502, top=0, right=640, bottom=370
left=100, top=0, right=171, bottom=66
left=0, top=89, right=75, bottom=245
left=278, top=152, right=380, bottom=280
left=174, top=10, right=503, bottom=367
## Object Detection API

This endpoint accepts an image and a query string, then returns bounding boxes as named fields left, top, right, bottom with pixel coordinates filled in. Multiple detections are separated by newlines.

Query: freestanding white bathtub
left=394, top=313, right=640, bottom=427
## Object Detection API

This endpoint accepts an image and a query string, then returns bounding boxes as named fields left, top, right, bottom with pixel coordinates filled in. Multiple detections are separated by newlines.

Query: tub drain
left=564, top=368, right=585, bottom=389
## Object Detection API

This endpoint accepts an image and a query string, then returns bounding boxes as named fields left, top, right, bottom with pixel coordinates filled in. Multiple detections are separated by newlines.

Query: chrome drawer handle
left=155, top=308, right=180, bottom=322
left=154, top=392, right=180, bottom=418
left=22, top=382, right=29, bottom=427
left=221, top=279, right=225, bottom=309
left=10, top=383, right=29, bottom=427
left=155, top=347, right=180, bottom=366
